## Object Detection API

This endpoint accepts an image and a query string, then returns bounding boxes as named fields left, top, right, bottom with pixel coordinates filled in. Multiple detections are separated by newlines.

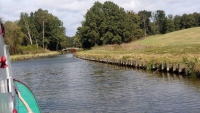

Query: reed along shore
left=10, top=51, right=61, bottom=61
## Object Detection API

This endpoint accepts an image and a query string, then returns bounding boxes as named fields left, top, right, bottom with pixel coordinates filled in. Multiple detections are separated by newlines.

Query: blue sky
left=0, top=0, right=200, bottom=37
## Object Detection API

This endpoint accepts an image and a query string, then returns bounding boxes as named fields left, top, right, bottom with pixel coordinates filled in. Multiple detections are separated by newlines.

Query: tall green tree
left=174, top=15, right=182, bottom=31
left=18, top=12, right=33, bottom=45
left=102, top=1, right=127, bottom=44
left=162, top=14, right=175, bottom=33
left=73, top=36, right=82, bottom=48
left=155, top=10, right=166, bottom=34
left=78, top=1, right=104, bottom=48
left=138, top=10, right=151, bottom=37
left=44, top=15, right=65, bottom=50
left=34, top=9, right=48, bottom=49
left=150, top=12, right=157, bottom=34
left=181, top=14, right=196, bottom=29
left=125, top=11, right=142, bottom=41
left=29, top=12, right=40, bottom=47
left=76, top=1, right=130, bottom=49
left=4, top=21, right=24, bottom=54
left=18, top=8, right=66, bottom=50
left=193, top=12, right=200, bottom=26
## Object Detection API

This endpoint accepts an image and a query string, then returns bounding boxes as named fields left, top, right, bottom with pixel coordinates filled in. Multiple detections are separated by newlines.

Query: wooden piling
left=173, top=64, right=178, bottom=72
left=75, top=55, right=193, bottom=77
left=178, top=64, right=185, bottom=73
left=167, top=63, right=173, bottom=72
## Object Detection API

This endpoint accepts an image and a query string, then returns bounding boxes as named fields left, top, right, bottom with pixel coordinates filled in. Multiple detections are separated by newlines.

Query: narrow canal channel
left=12, top=54, right=200, bottom=113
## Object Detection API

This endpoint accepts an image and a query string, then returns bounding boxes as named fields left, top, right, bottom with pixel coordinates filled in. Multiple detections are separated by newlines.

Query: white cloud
left=0, top=0, right=200, bottom=36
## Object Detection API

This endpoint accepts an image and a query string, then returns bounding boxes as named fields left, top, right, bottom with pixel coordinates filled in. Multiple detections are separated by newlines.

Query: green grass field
left=76, top=27, right=200, bottom=70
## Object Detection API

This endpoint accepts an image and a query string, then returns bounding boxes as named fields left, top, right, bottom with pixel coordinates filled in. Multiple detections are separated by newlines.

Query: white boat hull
left=0, top=23, right=15, bottom=113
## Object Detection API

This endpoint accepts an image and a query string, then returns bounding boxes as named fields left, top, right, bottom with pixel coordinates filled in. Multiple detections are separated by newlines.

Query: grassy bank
left=76, top=27, right=200, bottom=76
left=10, top=51, right=61, bottom=61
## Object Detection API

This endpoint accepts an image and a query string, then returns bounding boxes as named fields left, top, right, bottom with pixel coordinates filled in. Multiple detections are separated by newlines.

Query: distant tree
left=174, top=15, right=182, bottom=31
left=60, top=36, right=71, bottom=49
left=67, top=36, right=74, bottom=47
left=150, top=12, right=157, bottom=34
left=18, top=12, right=33, bottom=45
left=4, top=21, right=24, bottom=54
left=73, top=36, right=82, bottom=48
left=34, top=9, right=48, bottom=49
left=44, top=15, right=65, bottom=50
left=29, top=12, right=40, bottom=47
left=162, top=14, right=175, bottom=33
left=18, top=8, right=66, bottom=50
left=155, top=10, right=166, bottom=34
left=125, top=11, right=142, bottom=41
left=80, top=1, right=104, bottom=48
left=181, top=14, right=196, bottom=29
left=138, top=10, right=151, bottom=37
left=162, top=17, right=175, bottom=34
left=76, top=24, right=92, bottom=48
left=101, top=1, right=127, bottom=44
left=192, top=12, right=200, bottom=26
left=77, top=1, right=128, bottom=49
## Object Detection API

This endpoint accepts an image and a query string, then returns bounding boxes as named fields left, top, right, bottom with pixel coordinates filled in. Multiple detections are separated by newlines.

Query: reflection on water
left=12, top=54, right=200, bottom=113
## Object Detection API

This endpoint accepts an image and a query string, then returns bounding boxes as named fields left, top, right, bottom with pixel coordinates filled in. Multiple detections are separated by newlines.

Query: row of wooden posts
left=75, top=55, right=194, bottom=76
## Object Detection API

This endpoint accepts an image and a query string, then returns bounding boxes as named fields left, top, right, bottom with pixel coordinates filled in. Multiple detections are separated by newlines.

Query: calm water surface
left=12, top=54, right=200, bottom=113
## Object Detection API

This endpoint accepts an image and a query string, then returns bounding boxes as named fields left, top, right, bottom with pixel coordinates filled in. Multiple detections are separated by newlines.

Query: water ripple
left=11, top=54, right=200, bottom=113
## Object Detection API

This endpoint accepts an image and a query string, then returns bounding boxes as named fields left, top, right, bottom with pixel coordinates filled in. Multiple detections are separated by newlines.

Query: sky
left=0, top=0, right=200, bottom=37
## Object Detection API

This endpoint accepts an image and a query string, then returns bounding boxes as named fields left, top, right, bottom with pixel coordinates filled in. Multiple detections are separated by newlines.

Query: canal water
left=12, top=54, right=200, bottom=113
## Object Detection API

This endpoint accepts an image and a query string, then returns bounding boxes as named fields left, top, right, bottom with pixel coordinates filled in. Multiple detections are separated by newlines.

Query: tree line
left=75, top=1, right=200, bottom=49
left=1, top=1, right=200, bottom=53
left=1, top=9, right=73, bottom=55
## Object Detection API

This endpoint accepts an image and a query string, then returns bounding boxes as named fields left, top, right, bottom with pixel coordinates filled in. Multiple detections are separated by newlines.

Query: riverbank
left=75, top=27, right=200, bottom=77
left=10, top=51, right=61, bottom=61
